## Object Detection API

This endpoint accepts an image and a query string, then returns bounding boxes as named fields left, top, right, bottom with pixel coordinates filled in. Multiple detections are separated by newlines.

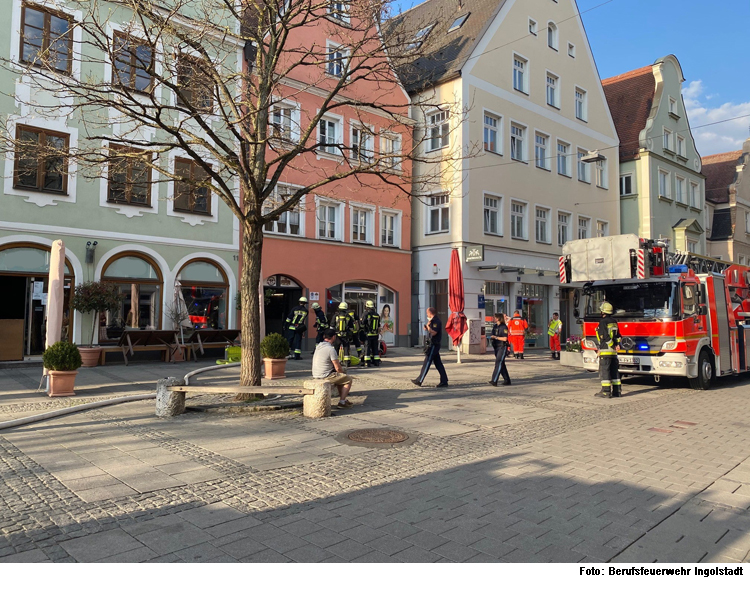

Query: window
left=740, top=255, right=746, bottom=266
left=448, top=14, right=470, bottom=32
left=620, top=174, right=633, bottom=196
left=174, top=158, right=211, bottom=215
left=108, top=145, right=151, bottom=206
left=675, top=176, right=686, bottom=204
left=547, top=22, right=558, bottom=50
left=535, top=133, right=549, bottom=170
left=575, top=88, right=587, bottom=121
left=597, top=221, right=608, bottom=238
left=483, top=195, right=500, bottom=235
left=317, top=201, right=339, bottom=240
left=746, top=212, right=750, bottom=234
left=263, top=185, right=302, bottom=236
left=408, top=25, right=433, bottom=51
left=270, top=104, right=294, bottom=140
left=20, top=4, right=73, bottom=74
left=686, top=239, right=698, bottom=252
left=427, top=194, right=449, bottom=233
left=677, top=135, right=686, bottom=157
left=535, top=207, right=549, bottom=243
left=13, top=125, right=69, bottom=193
left=557, top=212, right=569, bottom=246
left=381, top=211, right=399, bottom=246
left=483, top=112, right=499, bottom=153
left=669, top=97, right=678, bottom=115
left=595, top=158, right=606, bottom=188
left=578, top=217, right=589, bottom=239
left=319, top=118, right=339, bottom=155
left=690, top=182, right=699, bottom=208
left=427, top=110, right=450, bottom=151
left=511, top=124, right=525, bottom=161
left=380, top=134, right=401, bottom=171
left=577, top=150, right=589, bottom=183
left=352, top=207, right=371, bottom=243
left=663, top=128, right=673, bottom=151
left=327, top=43, right=348, bottom=78
left=513, top=55, right=527, bottom=93
left=528, top=19, right=537, bottom=35
left=112, top=33, right=154, bottom=93
left=177, top=55, right=214, bottom=111
left=557, top=141, right=570, bottom=176
left=546, top=73, right=559, bottom=108
left=351, top=126, right=373, bottom=163
left=659, top=170, right=670, bottom=199
left=328, top=0, right=349, bottom=22
left=567, top=42, right=575, bottom=58
left=511, top=201, right=526, bottom=239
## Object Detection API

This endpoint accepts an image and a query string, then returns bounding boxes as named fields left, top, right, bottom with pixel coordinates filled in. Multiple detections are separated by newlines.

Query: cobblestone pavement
left=1, top=349, right=750, bottom=563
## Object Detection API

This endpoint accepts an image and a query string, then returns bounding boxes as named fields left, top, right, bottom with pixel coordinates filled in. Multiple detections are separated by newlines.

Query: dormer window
left=408, top=25, right=433, bottom=50
left=448, top=13, right=470, bottom=32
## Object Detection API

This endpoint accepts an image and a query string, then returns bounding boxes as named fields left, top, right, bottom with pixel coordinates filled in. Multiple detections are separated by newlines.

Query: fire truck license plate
left=619, top=356, right=640, bottom=365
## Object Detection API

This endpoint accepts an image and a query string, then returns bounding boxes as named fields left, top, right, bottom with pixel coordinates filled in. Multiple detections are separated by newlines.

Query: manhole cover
left=347, top=429, right=409, bottom=444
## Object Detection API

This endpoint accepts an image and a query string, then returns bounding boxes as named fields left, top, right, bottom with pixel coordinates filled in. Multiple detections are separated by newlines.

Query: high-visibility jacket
left=362, top=310, right=381, bottom=337
left=332, top=312, right=354, bottom=339
left=596, top=318, right=620, bottom=356
left=547, top=319, right=562, bottom=336
left=509, top=317, right=528, bottom=336
left=313, top=308, right=328, bottom=331
left=284, top=305, right=308, bottom=333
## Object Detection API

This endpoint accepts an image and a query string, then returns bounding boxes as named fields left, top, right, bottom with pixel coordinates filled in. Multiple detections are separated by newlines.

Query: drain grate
left=347, top=429, right=409, bottom=444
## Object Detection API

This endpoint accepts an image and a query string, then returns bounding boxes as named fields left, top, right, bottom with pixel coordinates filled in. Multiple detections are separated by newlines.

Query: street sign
left=466, top=245, right=484, bottom=262
left=478, top=295, right=485, bottom=309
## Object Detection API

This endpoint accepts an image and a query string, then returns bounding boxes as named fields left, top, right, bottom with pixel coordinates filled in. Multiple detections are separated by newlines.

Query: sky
left=394, top=0, right=750, bottom=157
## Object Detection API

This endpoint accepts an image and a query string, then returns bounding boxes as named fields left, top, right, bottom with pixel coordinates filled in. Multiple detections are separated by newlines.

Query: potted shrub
left=260, top=333, right=290, bottom=379
left=559, top=335, right=583, bottom=368
left=43, top=341, right=83, bottom=397
left=71, top=282, right=123, bottom=367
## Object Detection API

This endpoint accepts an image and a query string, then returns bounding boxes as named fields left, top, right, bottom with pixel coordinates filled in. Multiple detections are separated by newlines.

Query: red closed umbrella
left=445, top=249, right=468, bottom=360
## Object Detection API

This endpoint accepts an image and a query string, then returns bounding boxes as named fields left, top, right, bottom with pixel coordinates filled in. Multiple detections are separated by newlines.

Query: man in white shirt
left=312, top=329, right=353, bottom=408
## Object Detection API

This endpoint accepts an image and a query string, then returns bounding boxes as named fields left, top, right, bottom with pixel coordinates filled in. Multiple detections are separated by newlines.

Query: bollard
left=302, top=380, right=332, bottom=418
left=155, top=377, right=186, bottom=417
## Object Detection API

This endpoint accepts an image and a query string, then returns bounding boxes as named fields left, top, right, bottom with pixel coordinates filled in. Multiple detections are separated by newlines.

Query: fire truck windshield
left=585, top=282, right=679, bottom=320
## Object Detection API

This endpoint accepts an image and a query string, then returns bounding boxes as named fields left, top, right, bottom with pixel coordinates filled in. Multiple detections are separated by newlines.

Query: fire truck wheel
left=688, top=350, right=714, bottom=390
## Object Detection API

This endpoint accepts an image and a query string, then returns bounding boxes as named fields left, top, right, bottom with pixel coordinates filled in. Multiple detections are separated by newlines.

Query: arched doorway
left=263, top=274, right=303, bottom=337
left=100, top=252, right=163, bottom=343
left=0, top=243, right=74, bottom=359
left=176, top=259, right=229, bottom=329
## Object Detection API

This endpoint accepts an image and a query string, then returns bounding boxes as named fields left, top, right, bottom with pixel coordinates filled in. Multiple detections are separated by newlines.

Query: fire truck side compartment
left=708, top=275, right=732, bottom=375
left=565, top=235, right=641, bottom=283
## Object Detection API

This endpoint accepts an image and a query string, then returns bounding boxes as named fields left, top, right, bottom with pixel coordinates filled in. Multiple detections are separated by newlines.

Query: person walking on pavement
left=311, top=303, right=329, bottom=344
left=283, top=297, right=308, bottom=360
left=595, top=301, right=622, bottom=398
left=488, top=313, right=511, bottom=386
left=548, top=312, right=562, bottom=360
left=362, top=301, right=381, bottom=368
left=508, top=310, right=528, bottom=359
left=331, top=302, right=354, bottom=367
left=412, top=307, right=448, bottom=387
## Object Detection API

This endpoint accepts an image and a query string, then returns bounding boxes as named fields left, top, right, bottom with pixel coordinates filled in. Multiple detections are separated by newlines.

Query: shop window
left=177, top=260, right=228, bottom=330
left=14, top=125, right=69, bottom=193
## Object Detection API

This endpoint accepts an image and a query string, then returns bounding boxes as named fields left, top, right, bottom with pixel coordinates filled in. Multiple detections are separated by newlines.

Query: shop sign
left=465, top=245, right=484, bottom=262
left=309, top=291, right=320, bottom=301
left=266, top=276, right=277, bottom=286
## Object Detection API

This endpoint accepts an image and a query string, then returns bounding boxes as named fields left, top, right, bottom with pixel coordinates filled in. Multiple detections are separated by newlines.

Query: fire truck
left=559, top=234, right=750, bottom=389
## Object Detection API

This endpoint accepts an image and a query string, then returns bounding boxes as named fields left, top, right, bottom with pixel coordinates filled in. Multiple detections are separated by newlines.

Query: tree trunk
left=239, top=220, right=264, bottom=392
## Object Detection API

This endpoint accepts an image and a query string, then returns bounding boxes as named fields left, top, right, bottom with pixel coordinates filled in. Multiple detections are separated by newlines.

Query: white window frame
left=567, top=42, right=576, bottom=58
left=263, top=184, right=305, bottom=237
left=350, top=123, right=374, bottom=164
left=408, top=25, right=433, bottom=51
left=483, top=110, right=501, bottom=154
left=574, top=87, right=587, bottom=122
left=547, top=21, right=558, bottom=50
left=746, top=211, right=750, bottom=234
left=546, top=71, right=559, bottom=108
left=426, top=193, right=450, bottom=234
left=379, top=132, right=402, bottom=172
left=595, top=158, right=607, bottom=188
left=510, top=122, right=526, bottom=162
left=557, top=210, right=571, bottom=247
left=577, top=216, right=590, bottom=240
left=315, top=196, right=344, bottom=241
left=317, top=113, right=343, bottom=157
left=557, top=140, right=571, bottom=177
left=510, top=199, right=528, bottom=240
left=620, top=173, right=633, bottom=196
left=577, top=148, right=589, bottom=183
left=535, top=131, right=550, bottom=170
left=426, top=109, right=450, bottom=152
left=663, top=127, right=673, bottom=152
left=686, top=238, right=698, bottom=252
left=596, top=220, right=608, bottom=238
left=327, top=0, right=350, bottom=23
left=326, top=41, right=349, bottom=78
left=380, top=208, right=402, bottom=248
left=512, top=53, right=529, bottom=94
left=535, top=206, right=550, bottom=244
left=658, top=169, right=671, bottom=199
left=668, top=96, right=679, bottom=117
left=349, top=202, right=375, bottom=244
left=483, top=192, right=502, bottom=236
left=528, top=18, right=538, bottom=35
left=677, top=135, right=686, bottom=157
left=675, top=175, right=686, bottom=204
left=690, top=181, right=700, bottom=208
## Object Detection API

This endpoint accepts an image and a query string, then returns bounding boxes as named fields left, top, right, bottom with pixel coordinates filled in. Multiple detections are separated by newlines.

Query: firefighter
left=547, top=312, right=562, bottom=360
left=311, top=303, right=329, bottom=344
left=508, top=310, right=529, bottom=359
left=331, top=302, right=354, bottom=367
left=348, top=309, right=363, bottom=363
left=283, top=296, right=309, bottom=360
left=488, top=313, right=511, bottom=386
left=595, top=301, right=622, bottom=398
left=361, top=300, right=381, bottom=368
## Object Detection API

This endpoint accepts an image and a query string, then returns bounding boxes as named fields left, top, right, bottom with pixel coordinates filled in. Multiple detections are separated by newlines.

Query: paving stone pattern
left=1, top=351, right=750, bottom=562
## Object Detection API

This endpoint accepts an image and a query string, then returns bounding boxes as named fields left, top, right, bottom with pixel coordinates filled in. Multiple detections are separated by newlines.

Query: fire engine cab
left=559, top=234, right=750, bottom=389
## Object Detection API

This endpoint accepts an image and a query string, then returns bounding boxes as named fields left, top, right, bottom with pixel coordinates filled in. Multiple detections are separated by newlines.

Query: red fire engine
left=559, top=234, right=750, bottom=389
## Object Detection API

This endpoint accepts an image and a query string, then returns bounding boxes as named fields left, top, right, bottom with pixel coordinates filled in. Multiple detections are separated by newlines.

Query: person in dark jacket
left=488, top=313, right=511, bottom=386
left=595, top=301, right=622, bottom=398
left=412, top=307, right=448, bottom=387
left=361, top=300, right=381, bottom=367
left=311, top=302, right=329, bottom=344
left=283, top=297, right=308, bottom=360
left=331, top=302, right=354, bottom=367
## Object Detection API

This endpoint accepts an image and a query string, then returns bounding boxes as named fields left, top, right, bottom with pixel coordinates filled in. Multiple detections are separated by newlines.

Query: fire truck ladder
left=668, top=252, right=731, bottom=274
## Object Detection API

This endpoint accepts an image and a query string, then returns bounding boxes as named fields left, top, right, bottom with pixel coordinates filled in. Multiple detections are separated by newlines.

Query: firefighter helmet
left=299, top=297, right=308, bottom=304
left=600, top=301, right=614, bottom=315
left=311, top=302, right=320, bottom=310
left=366, top=300, right=375, bottom=308
left=338, top=302, right=348, bottom=310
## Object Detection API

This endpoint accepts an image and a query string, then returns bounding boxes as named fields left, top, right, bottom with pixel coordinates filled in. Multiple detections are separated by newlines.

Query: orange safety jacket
left=508, top=317, right=528, bottom=336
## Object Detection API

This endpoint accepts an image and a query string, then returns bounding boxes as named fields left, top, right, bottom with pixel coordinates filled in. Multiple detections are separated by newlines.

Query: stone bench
left=155, top=378, right=328, bottom=418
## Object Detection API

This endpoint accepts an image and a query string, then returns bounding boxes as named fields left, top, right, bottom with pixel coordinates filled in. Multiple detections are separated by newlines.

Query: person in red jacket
left=508, top=310, right=529, bottom=359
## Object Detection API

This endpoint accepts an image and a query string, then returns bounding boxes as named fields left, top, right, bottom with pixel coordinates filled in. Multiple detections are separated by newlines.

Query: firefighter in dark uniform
left=311, top=302, right=329, bottom=344
left=283, top=296, right=308, bottom=360
left=596, top=301, right=622, bottom=398
left=348, top=310, right=363, bottom=362
left=331, top=302, right=354, bottom=367
left=488, top=313, right=511, bottom=386
left=361, top=300, right=381, bottom=368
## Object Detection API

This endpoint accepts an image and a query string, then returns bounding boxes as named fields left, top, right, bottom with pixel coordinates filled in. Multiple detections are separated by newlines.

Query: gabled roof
left=709, top=208, right=734, bottom=241
left=601, top=65, right=655, bottom=162
left=702, top=151, right=742, bottom=204
left=672, top=218, right=703, bottom=233
left=386, top=0, right=507, bottom=93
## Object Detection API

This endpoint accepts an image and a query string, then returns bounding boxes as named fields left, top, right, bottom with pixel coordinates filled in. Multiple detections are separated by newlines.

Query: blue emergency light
left=668, top=265, right=689, bottom=273
left=638, top=344, right=649, bottom=350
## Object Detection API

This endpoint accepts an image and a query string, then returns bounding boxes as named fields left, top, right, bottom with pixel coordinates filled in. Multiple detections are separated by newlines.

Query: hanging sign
left=466, top=245, right=484, bottom=262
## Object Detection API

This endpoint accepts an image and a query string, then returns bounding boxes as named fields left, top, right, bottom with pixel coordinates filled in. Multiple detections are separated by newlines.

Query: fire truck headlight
left=659, top=361, right=684, bottom=368
left=583, top=339, right=597, bottom=349
left=661, top=341, right=678, bottom=351
left=583, top=356, right=597, bottom=364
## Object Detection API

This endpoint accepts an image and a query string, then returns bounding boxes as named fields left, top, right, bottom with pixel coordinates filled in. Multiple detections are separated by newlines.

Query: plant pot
left=559, top=350, right=583, bottom=368
left=48, top=370, right=78, bottom=397
left=79, top=346, right=102, bottom=367
left=263, top=358, right=287, bottom=380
